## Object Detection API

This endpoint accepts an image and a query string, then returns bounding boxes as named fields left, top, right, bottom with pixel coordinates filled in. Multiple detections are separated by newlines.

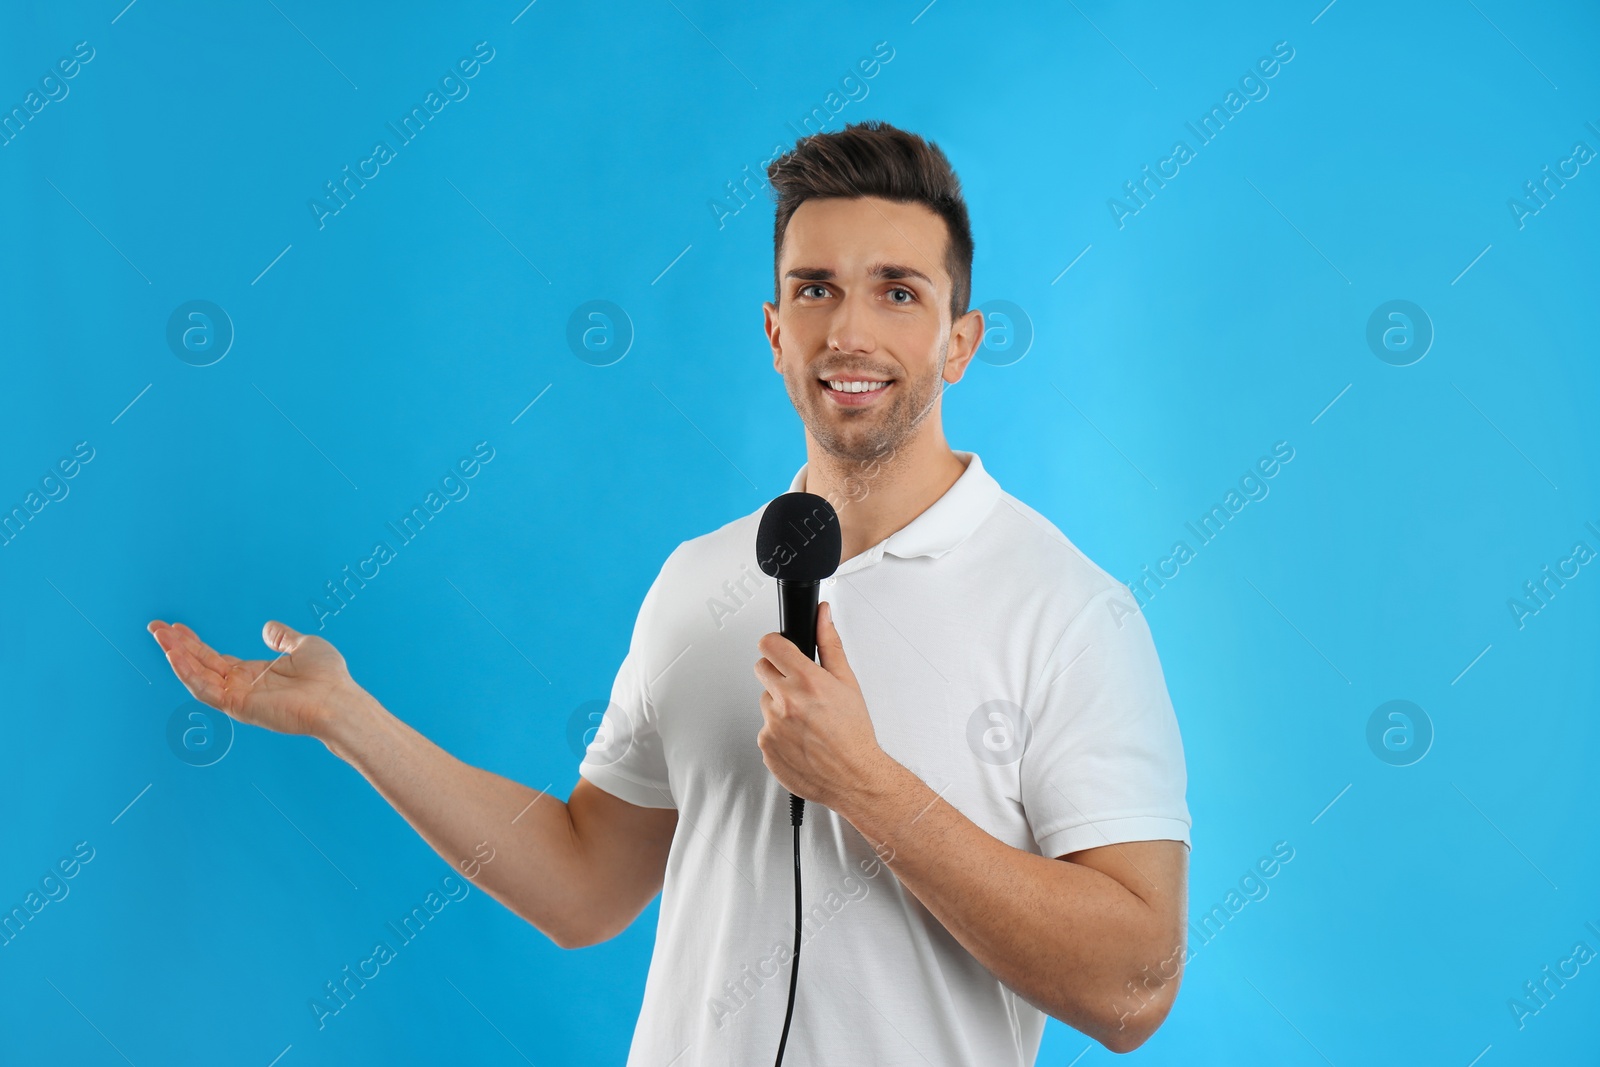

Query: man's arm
left=834, top=756, right=1187, bottom=1053
left=149, top=618, right=677, bottom=950
left=325, top=689, right=678, bottom=949
left=752, top=602, right=1188, bottom=1052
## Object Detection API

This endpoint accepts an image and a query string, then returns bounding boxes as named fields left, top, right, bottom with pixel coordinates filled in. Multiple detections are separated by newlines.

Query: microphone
left=755, top=490, right=841, bottom=1067
left=756, top=492, right=844, bottom=755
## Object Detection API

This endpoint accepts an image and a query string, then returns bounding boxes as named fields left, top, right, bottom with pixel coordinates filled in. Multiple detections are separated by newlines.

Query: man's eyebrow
left=783, top=262, right=935, bottom=286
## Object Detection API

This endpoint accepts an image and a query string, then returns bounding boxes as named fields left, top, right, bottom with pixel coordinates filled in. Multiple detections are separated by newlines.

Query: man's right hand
left=147, top=618, right=358, bottom=740
left=145, top=614, right=678, bottom=951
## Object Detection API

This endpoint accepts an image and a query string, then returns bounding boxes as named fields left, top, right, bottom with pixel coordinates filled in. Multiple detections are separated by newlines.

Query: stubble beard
left=786, top=336, right=949, bottom=467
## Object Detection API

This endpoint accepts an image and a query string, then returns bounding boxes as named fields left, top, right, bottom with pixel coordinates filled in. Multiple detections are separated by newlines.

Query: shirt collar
left=786, top=450, right=1002, bottom=567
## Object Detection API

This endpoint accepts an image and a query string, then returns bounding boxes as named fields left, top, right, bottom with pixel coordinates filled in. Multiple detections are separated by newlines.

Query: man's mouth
left=818, top=377, right=893, bottom=406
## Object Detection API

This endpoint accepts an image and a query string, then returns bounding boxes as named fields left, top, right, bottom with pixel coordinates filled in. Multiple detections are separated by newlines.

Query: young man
left=149, top=120, right=1191, bottom=1063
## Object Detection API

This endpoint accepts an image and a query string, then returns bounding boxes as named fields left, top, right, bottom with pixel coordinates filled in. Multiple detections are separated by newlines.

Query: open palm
left=147, top=619, right=357, bottom=738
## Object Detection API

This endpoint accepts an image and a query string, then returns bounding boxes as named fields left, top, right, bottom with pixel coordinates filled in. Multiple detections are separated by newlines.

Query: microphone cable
left=754, top=491, right=840, bottom=1066
left=772, top=793, right=804, bottom=1066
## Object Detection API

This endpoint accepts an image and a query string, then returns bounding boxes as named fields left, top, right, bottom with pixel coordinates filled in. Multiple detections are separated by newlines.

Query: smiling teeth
left=827, top=380, right=889, bottom=393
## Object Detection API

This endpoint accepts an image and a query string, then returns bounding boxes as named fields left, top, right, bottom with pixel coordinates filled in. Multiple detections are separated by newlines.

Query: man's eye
left=799, top=284, right=828, bottom=299
left=888, top=287, right=914, bottom=303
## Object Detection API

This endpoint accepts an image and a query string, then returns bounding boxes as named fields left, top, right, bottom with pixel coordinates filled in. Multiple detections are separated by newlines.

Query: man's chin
left=809, top=425, right=897, bottom=466
left=792, top=388, right=913, bottom=463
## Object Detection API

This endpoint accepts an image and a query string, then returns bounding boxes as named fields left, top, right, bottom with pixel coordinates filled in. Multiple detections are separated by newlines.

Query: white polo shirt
left=578, top=450, right=1190, bottom=1066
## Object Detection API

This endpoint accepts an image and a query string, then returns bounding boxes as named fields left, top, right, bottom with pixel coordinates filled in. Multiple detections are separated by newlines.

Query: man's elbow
left=548, top=926, right=590, bottom=951
left=546, top=917, right=609, bottom=950
left=1093, top=971, right=1181, bottom=1053
left=1102, top=1015, right=1162, bottom=1055
left=513, top=907, right=598, bottom=951
left=544, top=911, right=631, bottom=951
left=1099, top=1003, right=1170, bottom=1054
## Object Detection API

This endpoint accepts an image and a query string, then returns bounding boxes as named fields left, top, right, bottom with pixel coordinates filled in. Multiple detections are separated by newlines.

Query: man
left=148, top=120, right=1190, bottom=1064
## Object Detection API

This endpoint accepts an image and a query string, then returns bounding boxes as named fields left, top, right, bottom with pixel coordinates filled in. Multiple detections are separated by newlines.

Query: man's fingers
left=753, top=656, right=783, bottom=689
left=758, top=633, right=808, bottom=676
left=815, top=602, right=854, bottom=682
left=262, top=620, right=304, bottom=654
left=162, top=641, right=225, bottom=707
left=150, top=622, right=231, bottom=692
left=166, top=622, right=233, bottom=677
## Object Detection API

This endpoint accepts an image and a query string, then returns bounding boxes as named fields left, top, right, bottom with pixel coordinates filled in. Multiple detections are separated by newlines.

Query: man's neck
left=801, top=430, right=970, bottom=565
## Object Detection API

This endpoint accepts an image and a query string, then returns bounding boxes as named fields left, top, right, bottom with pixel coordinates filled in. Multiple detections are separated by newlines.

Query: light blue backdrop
left=2, top=1, right=1596, bottom=1063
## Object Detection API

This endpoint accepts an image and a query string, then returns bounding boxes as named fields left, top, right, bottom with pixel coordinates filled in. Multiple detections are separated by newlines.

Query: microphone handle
left=775, top=578, right=820, bottom=826
left=775, top=578, right=820, bottom=661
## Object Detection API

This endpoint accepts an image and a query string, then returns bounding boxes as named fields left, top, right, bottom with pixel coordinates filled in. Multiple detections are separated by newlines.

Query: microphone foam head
left=756, top=492, right=842, bottom=581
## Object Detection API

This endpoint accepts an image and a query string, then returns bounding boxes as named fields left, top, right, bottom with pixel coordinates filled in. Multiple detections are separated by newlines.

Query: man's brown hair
left=767, top=120, right=974, bottom=327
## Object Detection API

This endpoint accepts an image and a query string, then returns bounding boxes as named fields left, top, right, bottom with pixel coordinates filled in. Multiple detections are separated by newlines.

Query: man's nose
left=826, top=289, right=876, bottom=355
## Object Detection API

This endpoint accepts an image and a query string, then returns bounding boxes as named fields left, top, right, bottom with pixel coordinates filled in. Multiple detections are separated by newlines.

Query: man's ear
left=943, top=307, right=985, bottom=385
left=763, top=300, right=783, bottom=373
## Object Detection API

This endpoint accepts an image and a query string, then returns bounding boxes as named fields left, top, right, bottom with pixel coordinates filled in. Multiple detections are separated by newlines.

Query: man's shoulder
left=635, top=505, right=767, bottom=633
left=660, top=504, right=765, bottom=578
left=979, top=488, right=1129, bottom=605
left=972, top=489, right=1159, bottom=661
left=611, top=504, right=777, bottom=659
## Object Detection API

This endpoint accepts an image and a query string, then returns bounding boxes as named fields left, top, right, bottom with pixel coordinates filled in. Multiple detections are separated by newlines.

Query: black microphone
left=757, top=492, right=842, bottom=654
left=755, top=490, right=841, bottom=1067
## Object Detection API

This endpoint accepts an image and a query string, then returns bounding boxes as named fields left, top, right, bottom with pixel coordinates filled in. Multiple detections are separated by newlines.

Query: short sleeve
left=576, top=550, right=678, bottom=810
left=1020, top=586, right=1191, bottom=858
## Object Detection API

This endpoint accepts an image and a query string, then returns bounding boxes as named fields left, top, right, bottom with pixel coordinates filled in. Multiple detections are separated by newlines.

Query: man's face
left=763, top=196, right=983, bottom=466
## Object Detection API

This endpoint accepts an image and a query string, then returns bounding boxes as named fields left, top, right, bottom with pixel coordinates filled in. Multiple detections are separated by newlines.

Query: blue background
left=3, top=0, right=1597, bottom=1063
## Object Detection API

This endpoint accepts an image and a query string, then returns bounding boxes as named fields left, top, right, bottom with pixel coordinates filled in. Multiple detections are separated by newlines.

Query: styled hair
left=767, top=120, right=973, bottom=326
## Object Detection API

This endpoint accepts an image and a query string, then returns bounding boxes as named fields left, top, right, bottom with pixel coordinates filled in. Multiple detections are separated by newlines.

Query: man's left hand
left=754, top=601, right=884, bottom=810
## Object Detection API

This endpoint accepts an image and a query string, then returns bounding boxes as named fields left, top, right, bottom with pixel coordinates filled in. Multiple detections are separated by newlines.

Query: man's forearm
left=320, top=688, right=590, bottom=948
left=832, top=753, right=1176, bottom=1048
